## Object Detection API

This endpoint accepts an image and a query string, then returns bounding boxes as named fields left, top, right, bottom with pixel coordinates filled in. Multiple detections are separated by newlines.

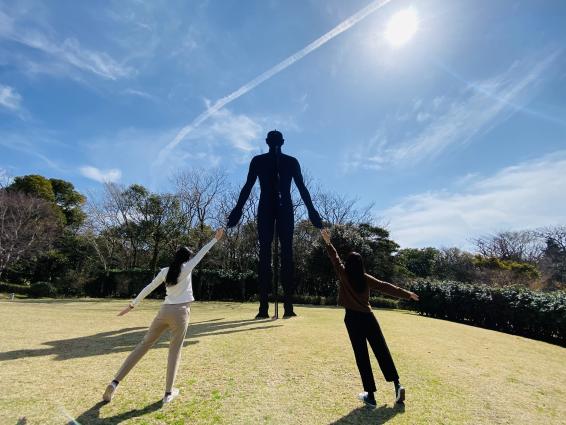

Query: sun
left=384, top=7, right=419, bottom=47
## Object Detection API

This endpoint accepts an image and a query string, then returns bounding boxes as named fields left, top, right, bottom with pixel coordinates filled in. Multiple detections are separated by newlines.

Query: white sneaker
left=103, top=382, right=117, bottom=402
left=357, top=391, right=377, bottom=408
left=162, top=387, right=180, bottom=404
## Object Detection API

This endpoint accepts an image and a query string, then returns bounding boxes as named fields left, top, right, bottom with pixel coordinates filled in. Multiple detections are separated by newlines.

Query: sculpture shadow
left=330, top=403, right=405, bottom=424
left=0, top=318, right=281, bottom=362
left=68, top=400, right=162, bottom=425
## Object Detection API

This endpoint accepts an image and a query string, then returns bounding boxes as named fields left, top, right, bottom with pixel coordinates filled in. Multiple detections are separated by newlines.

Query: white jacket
left=131, top=237, right=218, bottom=306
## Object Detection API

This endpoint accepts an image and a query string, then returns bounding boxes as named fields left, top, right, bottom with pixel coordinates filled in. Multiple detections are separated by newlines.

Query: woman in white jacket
left=103, top=228, right=224, bottom=404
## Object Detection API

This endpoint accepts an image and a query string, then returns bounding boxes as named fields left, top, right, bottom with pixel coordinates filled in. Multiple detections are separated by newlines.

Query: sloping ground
left=0, top=299, right=564, bottom=424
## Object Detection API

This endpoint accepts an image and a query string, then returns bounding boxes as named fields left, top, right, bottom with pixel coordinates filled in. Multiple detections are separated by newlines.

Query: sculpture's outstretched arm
left=227, top=157, right=258, bottom=227
left=293, top=158, right=323, bottom=228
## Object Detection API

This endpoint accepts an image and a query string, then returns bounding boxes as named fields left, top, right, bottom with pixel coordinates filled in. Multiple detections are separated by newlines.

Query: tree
left=472, top=255, right=540, bottom=287
left=140, top=193, right=184, bottom=272
left=85, top=183, right=186, bottom=271
left=313, top=187, right=374, bottom=226
left=7, top=175, right=55, bottom=202
left=7, top=175, right=86, bottom=227
left=395, top=247, right=440, bottom=279
left=433, top=247, right=476, bottom=283
left=538, top=226, right=566, bottom=289
left=0, top=191, right=59, bottom=279
left=49, top=178, right=86, bottom=227
left=474, top=230, right=543, bottom=263
left=174, top=169, right=227, bottom=239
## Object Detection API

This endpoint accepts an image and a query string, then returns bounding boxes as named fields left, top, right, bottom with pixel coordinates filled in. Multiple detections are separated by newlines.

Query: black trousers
left=257, top=207, right=294, bottom=311
left=344, top=309, right=399, bottom=392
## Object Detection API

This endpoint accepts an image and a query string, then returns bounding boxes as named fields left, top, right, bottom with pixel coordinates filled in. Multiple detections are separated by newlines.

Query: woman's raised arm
left=321, top=228, right=345, bottom=276
left=176, top=228, right=224, bottom=282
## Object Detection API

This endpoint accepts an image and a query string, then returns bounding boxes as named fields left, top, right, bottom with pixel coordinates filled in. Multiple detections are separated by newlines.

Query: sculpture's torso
left=253, top=152, right=297, bottom=210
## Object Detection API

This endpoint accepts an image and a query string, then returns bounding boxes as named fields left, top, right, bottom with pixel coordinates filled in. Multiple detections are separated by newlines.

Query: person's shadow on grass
left=330, top=403, right=405, bottom=424
left=67, top=400, right=162, bottom=424
left=0, top=318, right=281, bottom=361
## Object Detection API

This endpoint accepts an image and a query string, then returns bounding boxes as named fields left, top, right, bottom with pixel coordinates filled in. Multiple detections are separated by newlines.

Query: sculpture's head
left=266, top=130, right=284, bottom=149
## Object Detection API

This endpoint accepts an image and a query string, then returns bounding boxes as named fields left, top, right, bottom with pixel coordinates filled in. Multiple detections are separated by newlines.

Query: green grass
left=1, top=299, right=565, bottom=424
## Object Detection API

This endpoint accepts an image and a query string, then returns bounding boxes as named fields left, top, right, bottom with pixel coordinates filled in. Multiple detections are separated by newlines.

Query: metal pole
left=272, top=226, right=279, bottom=319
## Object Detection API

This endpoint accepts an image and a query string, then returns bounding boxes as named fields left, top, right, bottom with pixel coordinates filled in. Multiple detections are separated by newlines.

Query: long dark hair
left=345, top=252, right=367, bottom=293
left=165, top=246, right=193, bottom=286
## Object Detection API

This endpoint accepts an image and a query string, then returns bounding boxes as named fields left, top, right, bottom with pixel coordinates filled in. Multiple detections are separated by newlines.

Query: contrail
left=434, top=51, right=565, bottom=128
left=155, top=0, right=394, bottom=165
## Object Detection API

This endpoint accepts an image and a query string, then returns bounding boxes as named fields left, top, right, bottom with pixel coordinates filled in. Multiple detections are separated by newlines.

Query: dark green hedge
left=84, top=268, right=258, bottom=301
left=0, top=282, right=31, bottom=295
left=1, top=281, right=57, bottom=298
left=85, top=269, right=158, bottom=298
left=254, top=294, right=398, bottom=309
left=404, top=280, right=566, bottom=346
left=29, top=281, right=57, bottom=298
left=193, top=268, right=257, bottom=301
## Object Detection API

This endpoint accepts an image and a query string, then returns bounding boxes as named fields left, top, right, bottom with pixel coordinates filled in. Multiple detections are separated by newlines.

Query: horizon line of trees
left=1, top=172, right=565, bottom=298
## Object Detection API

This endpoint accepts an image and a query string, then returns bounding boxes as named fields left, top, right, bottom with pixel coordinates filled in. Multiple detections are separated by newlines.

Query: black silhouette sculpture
left=227, top=130, right=322, bottom=318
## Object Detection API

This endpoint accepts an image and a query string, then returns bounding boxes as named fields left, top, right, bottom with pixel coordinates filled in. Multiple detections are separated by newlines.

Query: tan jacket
left=325, top=243, right=412, bottom=313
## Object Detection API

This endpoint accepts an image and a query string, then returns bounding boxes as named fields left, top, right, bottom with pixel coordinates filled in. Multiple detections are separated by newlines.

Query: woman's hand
left=408, top=292, right=419, bottom=302
left=320, top=228, right=331, bottom=245
left=215, top=228, right=225, bottom=241
left=118, top=304, right=133, bottom=316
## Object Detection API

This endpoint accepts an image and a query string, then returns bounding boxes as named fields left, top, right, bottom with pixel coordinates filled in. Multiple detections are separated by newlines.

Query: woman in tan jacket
left=320, top=229, right=418, bottom=408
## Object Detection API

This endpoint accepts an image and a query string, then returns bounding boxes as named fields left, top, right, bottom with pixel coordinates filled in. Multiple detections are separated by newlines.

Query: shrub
left=405, top=280, right=566, bottom=346
left=194, top=268, right=257, bottom=301
left=54, top=269, right=91, bottom=297
left=87, top=269, right=159, bottom=298
left=0, top=282, right=31, bottom=296
left=292, top=294, right=336, bottom=306
left=267, top=294, right=398, bottom=309
left=370, top=296, right=399, bottom=309
left=29, top=281, right=57, bottom=298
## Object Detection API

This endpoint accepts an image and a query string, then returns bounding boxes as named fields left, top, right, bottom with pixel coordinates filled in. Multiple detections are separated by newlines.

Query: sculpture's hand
left=309, top=210, right=323, bottom=229
left=227, top=208, right=242, bottom=228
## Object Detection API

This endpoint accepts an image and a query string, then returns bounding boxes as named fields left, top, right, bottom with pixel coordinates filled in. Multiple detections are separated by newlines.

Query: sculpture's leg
left=257, top=210, right=274, bottom=317
left=278, top=210, right=295, bottom=316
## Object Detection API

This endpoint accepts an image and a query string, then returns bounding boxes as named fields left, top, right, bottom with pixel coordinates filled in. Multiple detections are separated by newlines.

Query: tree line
left=1, top=172, right=565, bottom=300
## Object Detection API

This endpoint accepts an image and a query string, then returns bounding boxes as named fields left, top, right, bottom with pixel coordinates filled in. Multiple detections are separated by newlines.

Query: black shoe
left=283, top=310, right=297, bottom=318
left=357, top=392, right=376, bottom=408
left=255, top=311, right=269, bottom=319
left=395, top=385, right=405, bottom=404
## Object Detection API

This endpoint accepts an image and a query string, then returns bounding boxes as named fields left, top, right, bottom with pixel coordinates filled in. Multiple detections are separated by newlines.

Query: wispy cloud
left=194, top=108, right=263, bottom=153
left=122, top=88, right=158, bottom=102
left=170, top=108, right=265, bottom=169
left=154, top=0, right=394, bottom=166
left=79, top=166, right=122, bottom=183
left=0, top=84, right=22, bottom=111
left=346, top=51, right=561, bottom=170
left=80, top=108, right=270, bottom=190
left=0, top=131, right=66, bottom=171
left=381, top=151, right=566, bottom=249
left=0, top=9, right=131, bottom=80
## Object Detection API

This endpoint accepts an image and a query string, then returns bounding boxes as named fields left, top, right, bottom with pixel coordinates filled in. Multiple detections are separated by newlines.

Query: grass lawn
left=1, top=299, right=565, bottom=424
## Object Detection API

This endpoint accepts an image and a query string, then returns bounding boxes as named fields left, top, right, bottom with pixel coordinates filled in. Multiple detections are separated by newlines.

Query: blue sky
left=1, top=0, right=565, bottom=249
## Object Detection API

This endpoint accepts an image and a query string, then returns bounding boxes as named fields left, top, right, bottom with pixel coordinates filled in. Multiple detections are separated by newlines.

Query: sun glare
left=384, top=7, right=419, bottom=47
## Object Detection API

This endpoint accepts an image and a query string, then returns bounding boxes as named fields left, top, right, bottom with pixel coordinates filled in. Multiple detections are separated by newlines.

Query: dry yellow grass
left=1, top=299, right=565, bottom=424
